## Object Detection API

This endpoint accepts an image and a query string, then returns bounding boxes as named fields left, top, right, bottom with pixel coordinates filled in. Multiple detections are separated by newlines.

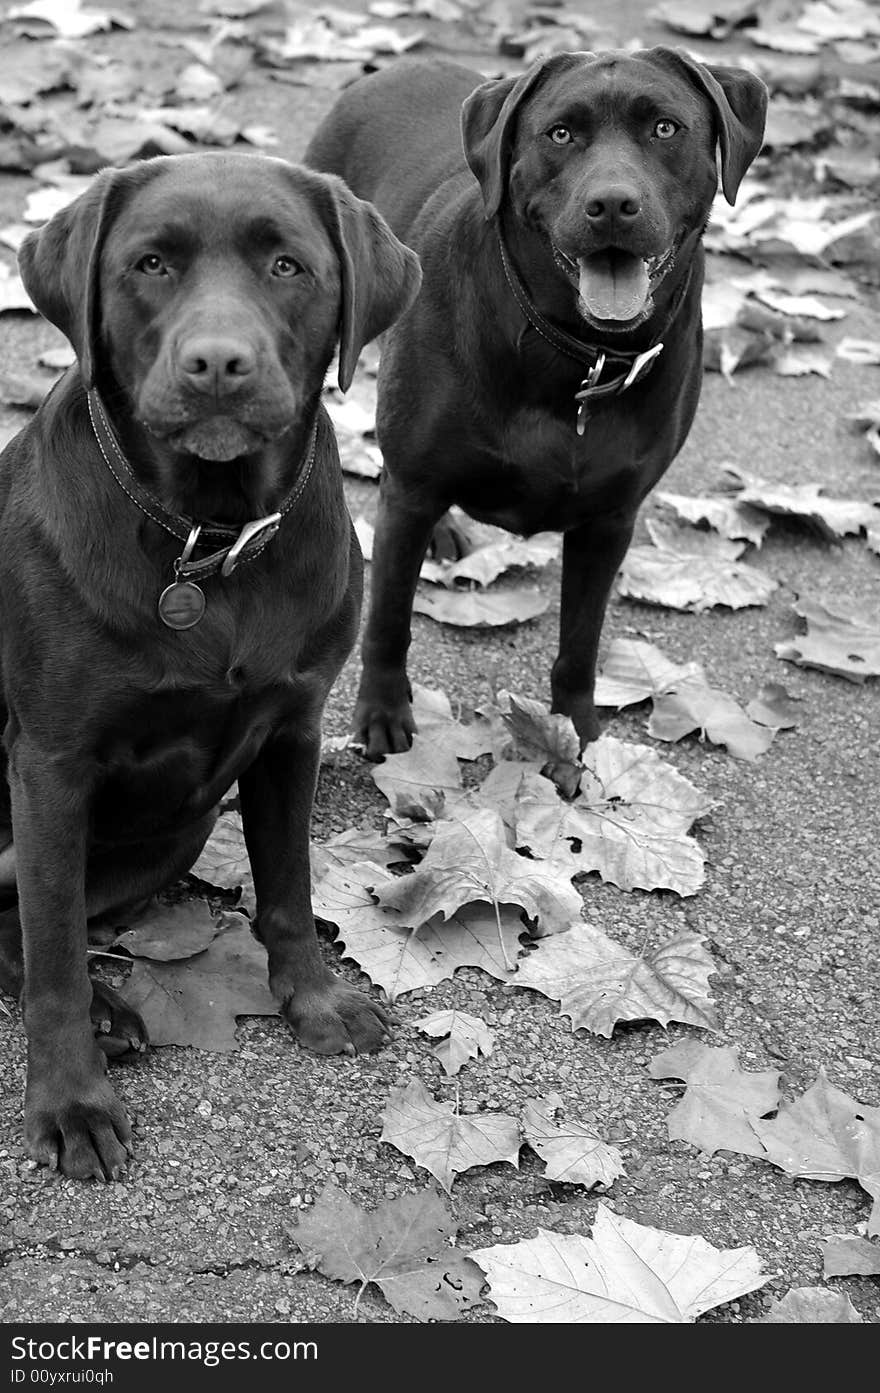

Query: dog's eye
left=547, top=125, right=573, bottom=146
left=272, top=256, right=302, bottom=278
left=653, top=119, right=679, bottom=140
left=137, top=253, right=167, bottom=276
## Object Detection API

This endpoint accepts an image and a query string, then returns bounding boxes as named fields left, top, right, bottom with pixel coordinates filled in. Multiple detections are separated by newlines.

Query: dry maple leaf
left=648, top=1040, right=780, bottom=1157
left=775, top=594, right=880, bottom=681
left=413, top=586, right=549, bottom=627
left=751, top=1069, right=880, bottom=1235
left=290, top=1183, right=484, bottom=1321
left=420, top=532, right=560, bottom=588
left=375, top=808, right=582, bottom=944
left=522, top=1093, right=625, bottom=1188
left=498, top=692, right=582, bottom=796
left=380, top=1078, right=520, bottom=1192
left=594, top=637, right=705, bottom=709
left=819, top=1234, right=880, bottom=1278
left=189, top=810, right=255, bottom=915
left=617, top=519, right=776, bottom=612
left=371, top=734, right=466, bottom=821
left=656, top=491, right=770, bottom=546
left=415, top=1009, right=495, bottom=1075
left=411, top=684, right=508, bottom=761
left=648, top=677, right=777, bottom=761
left=312, top=856, right=526, bottom=1000
left=513, top=737, right=712, bottom=896
left=471, top=1204, right=769, bottom=1322
left=121, top=916, right=276, bottom=1051
left=113, top=899, right=220, bottom=962
left=515, top=923, right=717, bottom=1036
left=761, top=1287, right=862, bottom=1323
left=723, top=467, right=879, bottom=542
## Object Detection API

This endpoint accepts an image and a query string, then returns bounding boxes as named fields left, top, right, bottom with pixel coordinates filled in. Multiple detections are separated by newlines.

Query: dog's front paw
left=25, top=1061, right=132, bottom=1181
left=352, top=689, right=415, bottom=760
left=283, top=976, right=391, bottom=1056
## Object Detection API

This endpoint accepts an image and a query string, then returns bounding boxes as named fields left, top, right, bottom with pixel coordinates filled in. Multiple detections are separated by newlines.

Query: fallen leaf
left=754, top=289, right=846, bottom=320
left=312, top=856, right=526, bottom=1000
left=121, top=917, right=276, bottom=1050
left=380, top=1078, right=520, bottom=1192
left=745, top=682, right=802, bottom=730
left=836, top=337, right=880, bottom=365
left=724, top=468, right=879, bottom=541
left=648, top=1041, right=780, bottom=1158
left=415, top=1009, right=494, bottom=1075
left=375, top=808, right=583, bottom=937
left=751, top=1069, right=880, bottom=1235
left=618, top=520, right=776, bottom=612
left=515, top=924, right=718, bottom=1037
left=775, top=593, right=880, bottom=681
left=411, top=684, right=508, bottom=761
left=291, top=1183, right=484, bottom=1320
left=499, top=692, right=582, bottom=797
left=656, top=491, right=770, bottom=547
left=0, top=265, right=35, bottom=315
left=421, top=533, right=560, bottom=588
left=761, top=1287, right=862, bottom=1323
left=9, top=0, right=132, bottom=39
left=514, top=737, right=713, bottom=896
left=113, top=899, right=220, bottom=961
left=819, top=1233, right=880, bottom=1278
left=371, top=734, right=466, bottom=822
left=189, top=810, right=255, bottom=914
left=774, top=345, right=834, bottom=378
left=522, top=1093, right=625, bottom=1188
left=594, top=637, right=705, bottom=709
left=413, top=586, right=549, bottom=627
left=649, top=677, right=777, bottom=761
left=471, top=1204, right=769, bottom=1322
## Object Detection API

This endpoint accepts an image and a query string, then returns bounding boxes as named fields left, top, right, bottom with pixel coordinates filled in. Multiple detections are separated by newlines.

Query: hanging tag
left=158, top=523, right=206, bottom=630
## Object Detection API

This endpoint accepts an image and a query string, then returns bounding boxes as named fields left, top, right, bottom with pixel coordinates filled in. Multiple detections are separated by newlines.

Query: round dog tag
left=158, top=580, right=206, bottom=630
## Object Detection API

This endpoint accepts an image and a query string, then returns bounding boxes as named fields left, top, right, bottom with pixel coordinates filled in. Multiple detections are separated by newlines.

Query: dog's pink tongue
left=578, top=252, right=649, bottom=321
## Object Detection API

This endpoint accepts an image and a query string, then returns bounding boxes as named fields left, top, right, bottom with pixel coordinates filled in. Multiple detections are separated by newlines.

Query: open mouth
left=553, top=244, right=677, bottom=328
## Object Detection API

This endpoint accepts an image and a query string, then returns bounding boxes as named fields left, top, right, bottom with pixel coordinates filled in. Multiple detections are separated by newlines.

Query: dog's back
left=305, top=60, right=479, bottom=239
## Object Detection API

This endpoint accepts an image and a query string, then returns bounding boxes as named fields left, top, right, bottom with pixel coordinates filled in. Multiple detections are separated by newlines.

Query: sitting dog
left=0, top=152, right=421, bottom=1179
left=305, top=50, right=767, bottom=756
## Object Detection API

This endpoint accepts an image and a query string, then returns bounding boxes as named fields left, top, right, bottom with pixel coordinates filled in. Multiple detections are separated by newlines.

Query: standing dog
left=305, top=50, right=767, bottom=756
left=0, top=152, right=420, bottom=1179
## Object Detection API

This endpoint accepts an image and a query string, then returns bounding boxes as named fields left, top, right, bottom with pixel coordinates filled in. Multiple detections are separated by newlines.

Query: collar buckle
left=623, top=342, right=664, bottom=389
left=220, top=513, right=283, bottom=577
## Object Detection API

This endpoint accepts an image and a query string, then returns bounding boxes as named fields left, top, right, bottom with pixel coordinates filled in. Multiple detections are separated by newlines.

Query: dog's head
left=18, top=153, right=421, bottom=464
left=462, top=47, right=767, bottom=332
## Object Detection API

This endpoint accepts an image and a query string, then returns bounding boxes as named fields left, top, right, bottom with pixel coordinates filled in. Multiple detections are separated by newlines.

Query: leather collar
left=87, top=388, right=318, bottom=582
left=497, top=230, right=692, bottom=435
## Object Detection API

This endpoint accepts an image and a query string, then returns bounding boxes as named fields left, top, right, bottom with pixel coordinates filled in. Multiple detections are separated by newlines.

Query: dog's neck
left=497, top=208, right=700, bottom=357
left=92, top=376, right=320, bottom=528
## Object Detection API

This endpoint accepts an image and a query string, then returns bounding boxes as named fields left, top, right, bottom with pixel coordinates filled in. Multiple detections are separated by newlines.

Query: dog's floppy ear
left=461, top=54, right=582, bottom=219
left=649, top=48, right=768, bottom=205
left=323, top=176, right=422, bottom=393
left=17, top=166, right=124, bottom=389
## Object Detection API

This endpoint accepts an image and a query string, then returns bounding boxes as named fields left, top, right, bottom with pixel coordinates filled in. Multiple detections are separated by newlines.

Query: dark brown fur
left=0, top=152, right=420, bottom=1180
left=305, top=50, right=767, bottom=756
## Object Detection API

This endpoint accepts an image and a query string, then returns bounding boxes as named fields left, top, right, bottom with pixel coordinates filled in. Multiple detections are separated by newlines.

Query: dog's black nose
left=178, top=336, right=257, bottom=394
left=585, top=186, right=641, bottom=223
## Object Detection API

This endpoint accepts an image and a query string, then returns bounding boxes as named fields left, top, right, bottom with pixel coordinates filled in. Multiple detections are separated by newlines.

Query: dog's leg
left=0, top=815, right=217, bottom=1064
left=240, top=718, right=390, bottom=1055
left=10, top=747, right=132, bottom=1180
left=551, top=514, right=637, bottom=746
left=353, top=472, right=446, bottom=758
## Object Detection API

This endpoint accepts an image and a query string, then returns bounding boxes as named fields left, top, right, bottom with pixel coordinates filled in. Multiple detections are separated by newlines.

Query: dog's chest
left=458, top=404, right=646, bottom=534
